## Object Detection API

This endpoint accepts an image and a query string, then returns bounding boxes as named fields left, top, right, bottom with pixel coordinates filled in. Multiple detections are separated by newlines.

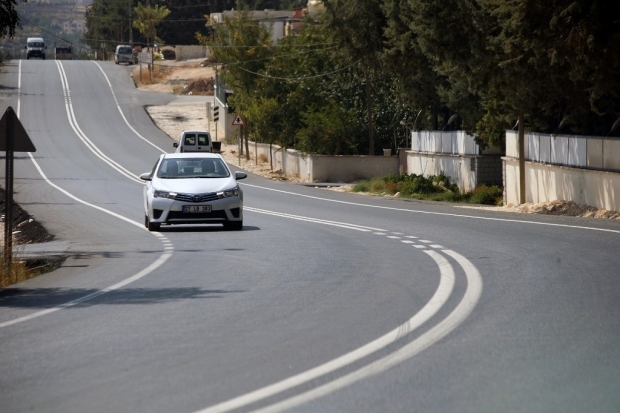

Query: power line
left=226, top=59, right=359, bottom=82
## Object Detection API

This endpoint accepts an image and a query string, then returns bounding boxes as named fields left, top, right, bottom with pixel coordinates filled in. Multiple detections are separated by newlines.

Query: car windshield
left=118, top=47, right=132, bottom=54
left=28, top=42, right=44, bottom=47
left=157, top=158, right=230, bottom=179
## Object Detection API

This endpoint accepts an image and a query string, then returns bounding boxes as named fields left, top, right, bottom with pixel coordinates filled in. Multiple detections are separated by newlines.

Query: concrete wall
left=244, top=141, right=399, bottom=182
left=504, top=159, right=620, bottom=210
left=405, top=152, right=477, bottom=192
left=174, top=45, right=208, bottom=61
left=505, top=130, right=620, bottom=210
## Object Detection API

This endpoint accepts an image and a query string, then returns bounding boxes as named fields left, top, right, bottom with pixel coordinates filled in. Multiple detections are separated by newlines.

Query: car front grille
left=174, top=192, right=220, bottom=203
left=167, top=210, right=227, bottom=220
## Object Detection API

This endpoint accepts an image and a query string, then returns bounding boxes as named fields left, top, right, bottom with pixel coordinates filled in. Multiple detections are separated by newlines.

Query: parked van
left=114, top=45, right=134, bottom=65
left=25, top=37, right=46, bottom=60
left=54, top=45, right=72, bottom=60
left=173, top=130, right=213, bottom=153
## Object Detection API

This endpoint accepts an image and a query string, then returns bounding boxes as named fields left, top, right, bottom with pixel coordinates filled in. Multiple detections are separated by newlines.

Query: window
left=197, top=134, right=209, bottom=146
left=184, top=134, right=196, bottom=146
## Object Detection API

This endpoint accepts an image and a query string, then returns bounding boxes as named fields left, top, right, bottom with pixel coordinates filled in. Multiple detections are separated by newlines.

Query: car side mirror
left=173, top=142, right=178, bottom=148
left=139, top=173, right=152, bottom=181
left=235, top=171, right=247, bottom=180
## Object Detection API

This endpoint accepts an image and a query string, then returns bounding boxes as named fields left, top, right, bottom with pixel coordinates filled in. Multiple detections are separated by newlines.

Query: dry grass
left=131, top=65, right=171, bottom=86
left=258, top=153, right=268, bottom=163
left=0, top=259, right=31, bottom=288
left=0, top=255, right=65, bottom=288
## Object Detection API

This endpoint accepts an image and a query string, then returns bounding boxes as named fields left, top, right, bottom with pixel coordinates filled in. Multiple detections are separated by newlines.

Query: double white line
left=194, top=246, right=482, bottom=413
left=55, top=60, right=143, bottom=183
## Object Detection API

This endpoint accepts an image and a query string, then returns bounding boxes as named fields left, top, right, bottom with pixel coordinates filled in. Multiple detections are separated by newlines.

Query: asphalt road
left=1, top=60, right=620, bottom=413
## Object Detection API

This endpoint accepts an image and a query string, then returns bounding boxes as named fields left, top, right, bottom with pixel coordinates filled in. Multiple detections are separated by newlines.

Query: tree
left=1, top=0, right=25, bottom=39
left=85, top=0, right=133, bottom=51
left=322, top=0, right=387, bottom=155
left=198, top=7, right=272, bottom=159
left=133, top=2, right=170, bottom=48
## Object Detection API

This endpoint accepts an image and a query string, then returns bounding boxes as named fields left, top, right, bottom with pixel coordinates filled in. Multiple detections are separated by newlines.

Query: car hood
left=153, top=176, right=238, bottom=194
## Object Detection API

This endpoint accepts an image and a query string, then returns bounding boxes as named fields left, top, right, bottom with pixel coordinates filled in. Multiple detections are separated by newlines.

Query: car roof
left=163, top=153, right=222, bottom=160
left=182, top=130, right=210, bottom=134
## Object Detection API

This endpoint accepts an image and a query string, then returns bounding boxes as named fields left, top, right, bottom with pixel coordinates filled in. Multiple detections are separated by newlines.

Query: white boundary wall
left=504, top=131, right=620, bottom=210
left=407, top=131, right=482, bottom=192
left=406, top=152, right=477, bottom=192
left=246, top=141, right=399, bottom=182
left=174, top=45, right=208, bottom=61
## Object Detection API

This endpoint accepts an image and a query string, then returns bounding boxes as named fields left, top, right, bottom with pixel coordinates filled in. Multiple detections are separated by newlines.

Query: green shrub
left=469, top=184, right=503, bottom=205
left=353, top=173, right=503, bottom=206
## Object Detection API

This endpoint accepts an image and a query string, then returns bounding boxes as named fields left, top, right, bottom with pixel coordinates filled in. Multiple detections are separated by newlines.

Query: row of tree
left=202, top=0, right=620, bottom=156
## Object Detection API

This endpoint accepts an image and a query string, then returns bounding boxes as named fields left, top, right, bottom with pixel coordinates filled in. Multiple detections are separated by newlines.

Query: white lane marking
left=419, top=240, right=432, bottom=243
left=91, top=61, right=166, bottom=153
left=55, top=61, right=142, bottom=183
left=245, top=207, right=385, bottom=232
left=250, top=250, right=483, bottom=413
left=193, top=250, right=457, bottom=413
left=373, top=232, right=386, bottom=235
left=387, top=236, right=401, bottom=239
left=0, top=61, right=173, bottom=329
left=405, top=236, right=419, bottom=239
left=401, top=240, right=415, bottom=244
left=431, top=245, right=444, bottom=249
left=391, top=232, right=404, bottom=235
left=413, top=245, right=427, bottom=249
left=241, top=183, right=620, bottom=234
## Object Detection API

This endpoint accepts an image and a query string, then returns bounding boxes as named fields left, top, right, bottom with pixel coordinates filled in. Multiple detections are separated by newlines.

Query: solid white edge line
left=241, top=183, right=620, bottom=234
left=249, top=249, right=482, bottom=413
left=0, top=60, right=173, bottom=329
left=192, top=250, right=456, bottom=413
left=91, top=61, right=166, bottom=153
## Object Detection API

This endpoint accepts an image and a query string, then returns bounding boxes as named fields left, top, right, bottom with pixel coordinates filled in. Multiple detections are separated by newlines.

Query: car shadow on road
left=156, top=225, right=260, bottom=232
left=0, top=287, right=244, bottom=309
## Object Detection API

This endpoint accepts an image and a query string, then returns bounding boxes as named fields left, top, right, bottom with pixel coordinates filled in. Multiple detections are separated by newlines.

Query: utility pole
left=518, top=113, right=526, bottom=204
left=129, top=0, right=133, bottom=45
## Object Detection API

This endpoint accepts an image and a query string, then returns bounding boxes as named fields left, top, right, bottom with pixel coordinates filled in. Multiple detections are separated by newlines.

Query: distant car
left=173, top=130, right=213, bottom=153
left=55, top=46, right=72, bottom=60
left=25, top=37, right=46, bottom=60
left=114, top=45, right=133, bottom=65
left=140, top=153, right=246, bottom=231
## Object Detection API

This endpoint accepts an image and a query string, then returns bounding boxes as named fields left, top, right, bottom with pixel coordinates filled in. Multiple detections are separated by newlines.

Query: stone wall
left=475, top=156, right=503, bottom=186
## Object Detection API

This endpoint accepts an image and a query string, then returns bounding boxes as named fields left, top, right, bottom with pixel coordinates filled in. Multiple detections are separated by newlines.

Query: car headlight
left=217, top=186, right=239, bottom=198
left=154, top=190, right=177, bottom=199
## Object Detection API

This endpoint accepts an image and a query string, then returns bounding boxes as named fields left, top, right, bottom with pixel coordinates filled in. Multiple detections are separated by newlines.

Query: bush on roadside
left=467, top=184, right=504, bottom=205
left=353, top=172, right=503, bottom=205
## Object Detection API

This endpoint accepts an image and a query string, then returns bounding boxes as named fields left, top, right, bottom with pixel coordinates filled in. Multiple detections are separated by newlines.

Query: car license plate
left=183, top=205, right=212, bottom=213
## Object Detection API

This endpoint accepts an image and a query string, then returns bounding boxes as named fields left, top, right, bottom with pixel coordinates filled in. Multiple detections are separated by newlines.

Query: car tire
left=223, top=220, right=243, bottom=231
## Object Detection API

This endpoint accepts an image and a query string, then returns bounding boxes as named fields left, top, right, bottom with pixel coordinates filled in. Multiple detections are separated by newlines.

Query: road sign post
left=232, top=115, right=245, bottom=164
left=0, top=107, right=36, bottom=279
left=213, top=106, right=219, bottom=141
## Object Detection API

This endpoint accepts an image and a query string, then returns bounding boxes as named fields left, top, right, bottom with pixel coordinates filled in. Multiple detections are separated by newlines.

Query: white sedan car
left=140, top=153, right=247, bottom=231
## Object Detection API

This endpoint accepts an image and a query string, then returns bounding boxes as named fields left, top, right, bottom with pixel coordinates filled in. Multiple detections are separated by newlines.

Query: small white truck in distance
left=173, top=130, right=213, bottom=153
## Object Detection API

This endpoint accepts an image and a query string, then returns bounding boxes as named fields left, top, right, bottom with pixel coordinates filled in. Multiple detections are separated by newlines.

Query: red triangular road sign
left=231, top=115, right=244, bottom=126
left=0, top=107, right=36, bottom=152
